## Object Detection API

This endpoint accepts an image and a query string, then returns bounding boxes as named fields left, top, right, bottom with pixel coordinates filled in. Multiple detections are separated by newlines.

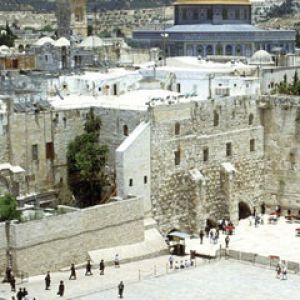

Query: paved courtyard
left=77, top=260, right=299, bottom=300
left=1, top=215, right=300, bottom=299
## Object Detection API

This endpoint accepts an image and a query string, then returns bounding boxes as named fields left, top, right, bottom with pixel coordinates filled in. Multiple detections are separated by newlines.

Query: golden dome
left=175, top=0, right=250, bottom=5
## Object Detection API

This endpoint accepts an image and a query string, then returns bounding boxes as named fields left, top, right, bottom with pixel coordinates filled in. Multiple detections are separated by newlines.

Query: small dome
left=79, top=36, right=104, bottom=48
left=250, top=50, right=274, bottom=65
left=35, top=36, right=55, bottom=46
left=54, top=37, right=70, bottom=47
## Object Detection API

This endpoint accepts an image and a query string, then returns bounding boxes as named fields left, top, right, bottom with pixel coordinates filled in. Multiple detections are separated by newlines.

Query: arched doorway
left=238, top=201, right=251, bottom=220
left=216, top=44, right=223, bottom=55
left=225, top=45, right=233, bottom=56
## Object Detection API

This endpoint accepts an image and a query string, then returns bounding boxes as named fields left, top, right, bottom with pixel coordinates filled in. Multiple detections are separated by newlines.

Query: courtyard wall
left=1, top=197, right=144, bottom=276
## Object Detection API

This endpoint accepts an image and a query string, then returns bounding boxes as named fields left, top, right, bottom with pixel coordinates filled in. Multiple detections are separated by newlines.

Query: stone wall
left=150, top=96, right=266, bottom=234
left=4, top=197, right=144, bottom=276
left=261, top=95, right=300, bottom=208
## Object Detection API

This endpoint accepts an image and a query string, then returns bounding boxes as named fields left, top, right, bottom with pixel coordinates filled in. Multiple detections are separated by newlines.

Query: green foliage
left=40, top=25, right=53, bottom=32
left=275, top=72, right=300, bottom=96
left=0, top=193, right=21, bottom=222
left=67, top=108, right=108, bottom=208
left=0, top=24, right=17, bottom=47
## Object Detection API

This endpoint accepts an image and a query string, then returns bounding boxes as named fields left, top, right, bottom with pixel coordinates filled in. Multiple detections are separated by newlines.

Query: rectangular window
left=129, top=179, right=133, bottom=187
left=226, top=142, right=232, bottom=157
left=250, top=139, right=255, bottom=152
left=176, top=83, right=181, bottom=93
left=32, top=144, right=39, bottom=161
left=175, top=149, right=181, bottom=166
left=113, top=84, right=118, bottom=96
left=144, top=176, right=148, bottom=184
left=46, top=142, right=55, bottom=160
left=203, top=148, right=209, bottom=162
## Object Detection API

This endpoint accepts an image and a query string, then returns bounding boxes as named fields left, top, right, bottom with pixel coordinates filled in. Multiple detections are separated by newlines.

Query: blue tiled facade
left=132, top=2, right=295, bottom=57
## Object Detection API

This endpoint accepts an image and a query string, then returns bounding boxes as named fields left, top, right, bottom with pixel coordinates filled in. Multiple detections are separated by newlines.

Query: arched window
left=175, top=122, right=180, bottom=135
left=225, top=45, right=233, bottom=56
left=216, top=44, right=223, bottom=56
left=206, top=45, right=213, bottom=55
left=25, top=45, right=30, bottom=52
left=213, top=110, right=219, bottom=126
left=18, top=45, right=24, bottom=53
left=123, top=125, right=129, bottom=136
left=236, top=45, right=242, bottom=56
left=249, top=113, right=254, bottom=125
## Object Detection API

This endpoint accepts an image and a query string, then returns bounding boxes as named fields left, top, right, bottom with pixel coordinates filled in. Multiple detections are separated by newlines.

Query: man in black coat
left=10, top=274, right=16, bottom=292
left=118, top=281, right=124, bottom=299
left=99, top=260, right=105, bottom=275
left=16, top=288, right=22, bottom=300
left=199, top=229, right=204, bottom=244
left=57, top=280, right=65, bottom=297
left=85, top=260, right=93, bottom=276
left=69, top=264, right=76, bottom=280
left=45, top=271, right=51, bottom=290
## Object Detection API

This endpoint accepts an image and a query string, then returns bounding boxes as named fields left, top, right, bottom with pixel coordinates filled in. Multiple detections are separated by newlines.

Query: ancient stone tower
left=56, top=0, right=87, bottom=38
left=70, top=0, right=88, bottom=37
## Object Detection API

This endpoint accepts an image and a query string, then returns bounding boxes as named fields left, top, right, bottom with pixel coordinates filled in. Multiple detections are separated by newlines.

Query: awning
left=167, top=231, right=191, bottom=239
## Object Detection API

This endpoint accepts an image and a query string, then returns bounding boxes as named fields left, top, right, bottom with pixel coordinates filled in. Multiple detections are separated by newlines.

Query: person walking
left=276, top=263, right=281, bottom=279
left=281, top=266, right=287, bottom=280
left=199, top=229, right=204, bottom=244
left=99, top=259, right=105, bottom=275
left=57, top=280, right=65, bottom=297
left=85, top=260, right=93, bottom=276
left=10, top=275, right=16, bottom=292
left=16, top=288, right=22, bottom=300
left=69, top=263, right=76, bottom=280
left=45, top=271, right=51, bottom=290
left=225, top=235, right=230, bottom=248
left=169, top=255, right=174, bottom=269
left=115, top=254, right=120, bottom=268
left=118, top=281, right=124, bottom=299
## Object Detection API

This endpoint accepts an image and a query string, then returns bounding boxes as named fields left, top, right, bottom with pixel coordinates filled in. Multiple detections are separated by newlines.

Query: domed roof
left=175, top=0, right=250, bottom=5
left=35, top=36, right=55, bottom=46
left=79, top=36, right=104, bottom=48
left=54, top=37, right=70, bottom=47
left=250, top=50, right=274, bottom=65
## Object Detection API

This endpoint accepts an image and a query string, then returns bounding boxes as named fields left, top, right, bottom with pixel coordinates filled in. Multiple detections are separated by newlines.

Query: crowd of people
left=2, top=254, right=125, bottom=299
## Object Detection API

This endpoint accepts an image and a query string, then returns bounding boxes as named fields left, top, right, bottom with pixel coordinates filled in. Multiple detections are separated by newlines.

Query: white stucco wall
left=116, top=122, right=151, bottom=212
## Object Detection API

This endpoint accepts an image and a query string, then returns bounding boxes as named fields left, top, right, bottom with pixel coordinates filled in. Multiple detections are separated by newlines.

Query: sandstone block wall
left=150, top=96, right=266, bottom=234
left=261, top=95, right=300, bottom=208
left=5, top=197, right=144, bottom=276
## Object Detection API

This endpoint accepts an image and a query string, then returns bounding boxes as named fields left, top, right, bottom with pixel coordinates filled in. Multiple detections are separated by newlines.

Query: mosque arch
left=225, top=45, right=233, bottom=56
left=235, top=45, right=242, bottom=56
left=206, top=45, right=213, bottom=55
left=238, top=201, right=251, bottom=220
left=216, top=44, right=223, bottom=56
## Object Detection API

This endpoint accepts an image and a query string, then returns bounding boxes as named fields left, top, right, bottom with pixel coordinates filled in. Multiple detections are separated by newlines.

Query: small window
left=249, top=114, right=254, bottom=125
left=46, top=142, right=54, bottom=160
left=250, top=139, right=255, bottom=152
left=129, top=179, right=133, bottom=187
left=213, top=111, right=219, bottom=127
left=226, top=142, right=232, bottom=157
left=175, top=122, right=180, bottom=135
left=175, top=148, right=181, bottom=166
left=144, top=176, right=147, bottom=184
left=123, top=125, right=129, bottom=136
left=176, top=83, right=181, bottom=93
left=32, top=144, right=39, bottom=160
left=203, top=147, right=209, bottom=162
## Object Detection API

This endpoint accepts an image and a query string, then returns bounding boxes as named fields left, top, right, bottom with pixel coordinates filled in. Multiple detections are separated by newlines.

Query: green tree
left=67, top=108, right=108, bottom=208
left=0, top=23, right=16, bottom=47
left=0, top=193, right=21, bottom=222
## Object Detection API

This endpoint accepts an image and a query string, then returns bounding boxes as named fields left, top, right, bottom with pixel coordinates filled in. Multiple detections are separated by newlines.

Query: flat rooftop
left=49, top=89, right=181, bottom=111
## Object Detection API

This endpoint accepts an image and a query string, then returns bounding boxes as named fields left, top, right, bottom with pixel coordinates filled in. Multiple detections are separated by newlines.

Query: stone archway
left=238, top=201, right=251, bottom=220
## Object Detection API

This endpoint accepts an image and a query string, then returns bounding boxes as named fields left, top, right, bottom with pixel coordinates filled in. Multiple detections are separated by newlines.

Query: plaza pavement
left=77, top=260, right=300, bottom=300
left=1, top=214, right=300, bottom=299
